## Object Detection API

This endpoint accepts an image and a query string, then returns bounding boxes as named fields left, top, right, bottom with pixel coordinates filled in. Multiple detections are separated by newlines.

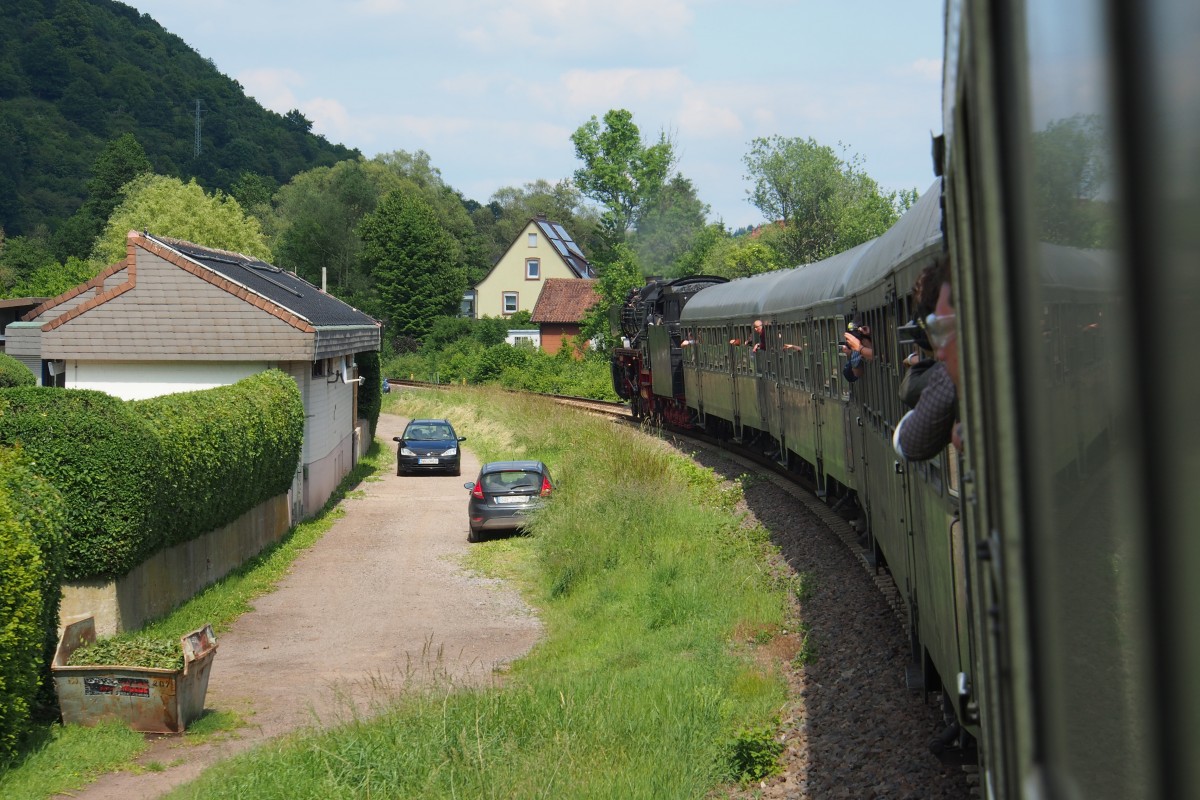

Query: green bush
left=0, top=353, right=35, bottom=388
left=130, top=370, right=303, bottom=549
left=0, top=447, right=67, bottom=764
left=0, top=388, right=164, bottom=579
left=354, top=350, right=381, bottom=434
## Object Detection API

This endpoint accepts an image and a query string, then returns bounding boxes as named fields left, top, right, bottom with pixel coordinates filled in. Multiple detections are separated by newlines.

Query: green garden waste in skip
left=51, top=616, right=218, bottom=734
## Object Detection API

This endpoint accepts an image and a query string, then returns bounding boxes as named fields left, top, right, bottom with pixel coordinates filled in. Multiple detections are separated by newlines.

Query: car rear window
left=481, top=471, right=541, bottom=492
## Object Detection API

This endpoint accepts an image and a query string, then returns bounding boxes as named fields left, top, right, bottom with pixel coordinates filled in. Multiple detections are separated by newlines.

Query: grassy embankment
left=2, top=386, right=798, bottom=799
left=164, top=387, right=796, bottom=799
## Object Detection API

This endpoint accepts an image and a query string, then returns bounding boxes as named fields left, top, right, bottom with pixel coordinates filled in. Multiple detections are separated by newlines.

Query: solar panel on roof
left=552, top=239, right=569, bottom=257
left=552, top=224, right=571, bottom=241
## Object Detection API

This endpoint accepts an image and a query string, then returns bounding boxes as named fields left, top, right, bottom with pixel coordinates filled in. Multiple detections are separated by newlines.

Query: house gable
left=473, top=217, right=594, bottom=318
left=529, top=278, right=600, bottom=324
left=529, top=278, right=600, bottom=357
left=24, top=232, right=380, bottom=362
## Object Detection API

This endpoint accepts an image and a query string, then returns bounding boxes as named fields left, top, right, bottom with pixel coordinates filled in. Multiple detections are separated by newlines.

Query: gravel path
left=63, top=413, right=542, bottom=800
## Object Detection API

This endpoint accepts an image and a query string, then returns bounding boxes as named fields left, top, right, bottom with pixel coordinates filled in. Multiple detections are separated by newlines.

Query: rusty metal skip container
left=51, top=616, right=217, bottom=734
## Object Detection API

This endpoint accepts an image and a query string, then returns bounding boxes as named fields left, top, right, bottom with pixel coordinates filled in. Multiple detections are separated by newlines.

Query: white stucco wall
left=67, top=360, right=269, bottom=400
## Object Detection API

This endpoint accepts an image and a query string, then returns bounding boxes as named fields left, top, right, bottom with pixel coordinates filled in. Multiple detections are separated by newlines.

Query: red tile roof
left=530, top=279, right=600, bottom=324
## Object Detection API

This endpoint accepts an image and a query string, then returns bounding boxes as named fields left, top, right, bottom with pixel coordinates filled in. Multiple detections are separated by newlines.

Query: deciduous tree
left=571, top=109, right=675, bottom=245
left=92, top=174, right=270, bottom=264
left=743, top=136, right=913, bottom=265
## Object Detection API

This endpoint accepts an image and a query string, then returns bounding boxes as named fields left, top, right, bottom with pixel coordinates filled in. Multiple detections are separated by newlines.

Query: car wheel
left=467, top=526, right=479, bottom=543
left=452, top=465, right=461, bottom=477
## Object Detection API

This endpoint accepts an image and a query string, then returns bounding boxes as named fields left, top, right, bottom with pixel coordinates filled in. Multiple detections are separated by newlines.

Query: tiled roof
left=532, top=217, right=595, bottom=278
left=530, top=279, right=600, bottom=323
left=151, top=235, right=378, bottom=329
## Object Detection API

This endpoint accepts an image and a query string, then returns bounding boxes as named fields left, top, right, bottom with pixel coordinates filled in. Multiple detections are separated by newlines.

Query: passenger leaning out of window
left=898, top=261, right=944, bottom=409
left=730, top=319, right=768, bottom=352
left=894, top=265, right=960, bottom=460
left=841, top=320, right=872, bottom=383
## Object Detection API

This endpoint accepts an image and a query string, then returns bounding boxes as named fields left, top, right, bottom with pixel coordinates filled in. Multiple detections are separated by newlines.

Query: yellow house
left=472, top=215, right=595, bottom=318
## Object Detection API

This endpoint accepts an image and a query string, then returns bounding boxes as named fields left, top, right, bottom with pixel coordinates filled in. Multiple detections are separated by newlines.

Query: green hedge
left=0, top=448, right=67, bottom=764
left=130, top=369, right=303, bottom=548
left=0, top=388, right=164, bottom=580
left=356, top=350, right=382, bottom=435
left=0, top=353, right=35, bottom=388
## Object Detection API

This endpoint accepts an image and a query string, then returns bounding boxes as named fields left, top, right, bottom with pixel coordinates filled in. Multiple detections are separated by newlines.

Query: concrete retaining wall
left=60, top=494, right=291, bottom=637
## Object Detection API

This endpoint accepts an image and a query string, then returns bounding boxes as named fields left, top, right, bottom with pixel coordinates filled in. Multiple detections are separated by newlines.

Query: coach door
left=760, top=316, right=784, bottom=449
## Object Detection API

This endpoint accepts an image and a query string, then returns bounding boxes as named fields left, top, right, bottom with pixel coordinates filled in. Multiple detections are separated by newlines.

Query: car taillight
left=540, top=476, right=553, bottom=496
left=471, top=483, right=484, bottom=500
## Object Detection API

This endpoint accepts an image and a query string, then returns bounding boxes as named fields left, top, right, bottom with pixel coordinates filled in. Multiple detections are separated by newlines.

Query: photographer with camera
left=894, top=259, right=960, bottom=461
left=841, top=320, right=872, bottom=383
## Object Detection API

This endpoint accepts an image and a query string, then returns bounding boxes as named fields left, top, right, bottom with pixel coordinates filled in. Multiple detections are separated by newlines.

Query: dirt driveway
left=67, top=412, right=543, bottom=800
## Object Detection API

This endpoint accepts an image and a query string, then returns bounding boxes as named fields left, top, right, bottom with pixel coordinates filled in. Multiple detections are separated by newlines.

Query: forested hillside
left=0, top=0, right=358, bottom=238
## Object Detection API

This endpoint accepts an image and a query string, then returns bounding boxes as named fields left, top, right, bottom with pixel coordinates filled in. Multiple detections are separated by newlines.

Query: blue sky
left=129, top=0, right=945, bottom=231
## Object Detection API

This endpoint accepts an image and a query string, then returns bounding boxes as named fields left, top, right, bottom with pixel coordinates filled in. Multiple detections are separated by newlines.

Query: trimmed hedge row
left=0, top=388, right=165, bottom=579
left=0, top=352, right=35, bottom=388
left=130, top=370, right=304, bottom=547
left=0, top=370, right=305, bottom=580
left=0, top=448, right=67, bottom=764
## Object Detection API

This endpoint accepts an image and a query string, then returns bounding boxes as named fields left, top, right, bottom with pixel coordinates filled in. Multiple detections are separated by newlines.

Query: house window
left=528, top=232, right=537, bottom=247
left=503, top=292, right=519, bottom=314
left=526, top=259, right=540, bottom=279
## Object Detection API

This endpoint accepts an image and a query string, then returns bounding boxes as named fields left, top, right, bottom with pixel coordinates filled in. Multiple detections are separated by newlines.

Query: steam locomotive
left=613, top=0, right=1200, bottom=795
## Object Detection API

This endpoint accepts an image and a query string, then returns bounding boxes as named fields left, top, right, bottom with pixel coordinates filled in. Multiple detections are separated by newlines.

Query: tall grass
left=167, top=387, right=791, bottom=799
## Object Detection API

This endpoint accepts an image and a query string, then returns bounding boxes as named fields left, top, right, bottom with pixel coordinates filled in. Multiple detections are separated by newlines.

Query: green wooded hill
left=0, top=0, right=359, bottom=238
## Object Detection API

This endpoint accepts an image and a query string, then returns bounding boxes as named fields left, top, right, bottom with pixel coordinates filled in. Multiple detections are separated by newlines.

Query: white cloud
left=898, top=57, right=943, bottom=81
left=236, top=68, right=303, bottom=113
left=453, top=0, right=693, bottom=57
left=302, top=97, right=353, bottom=139
left=549, top=68, right=691, bottom=110
left=351, top=0, right=411, bottom=14
left=676, top=93, right=743, bottom=139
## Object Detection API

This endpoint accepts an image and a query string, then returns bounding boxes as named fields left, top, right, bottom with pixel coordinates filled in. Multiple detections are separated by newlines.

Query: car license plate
left=418, top=457, right=439, bottom=465
left=495, top=495, right=526, bottom=504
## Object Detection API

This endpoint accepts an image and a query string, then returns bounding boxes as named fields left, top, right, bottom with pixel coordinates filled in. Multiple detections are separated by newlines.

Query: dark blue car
left=393, top=418, right=465, bottom=476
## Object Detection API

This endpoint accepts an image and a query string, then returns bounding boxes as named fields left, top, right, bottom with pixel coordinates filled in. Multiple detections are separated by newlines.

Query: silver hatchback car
left=464, top=460, right=554, bottom=542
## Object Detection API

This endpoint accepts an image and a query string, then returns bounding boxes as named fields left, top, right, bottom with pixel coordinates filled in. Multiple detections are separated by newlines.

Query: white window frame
left=526, top=258, right=540, bottom=279
left=502, top=292, right=519, bottom=314
left=528, top=232, right=537, bottom=247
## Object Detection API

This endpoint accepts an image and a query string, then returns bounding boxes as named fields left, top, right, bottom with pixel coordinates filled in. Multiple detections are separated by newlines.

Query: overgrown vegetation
left=158, top=387, right=789, bottom=798
left=382, top=314, right=618, bottom=400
